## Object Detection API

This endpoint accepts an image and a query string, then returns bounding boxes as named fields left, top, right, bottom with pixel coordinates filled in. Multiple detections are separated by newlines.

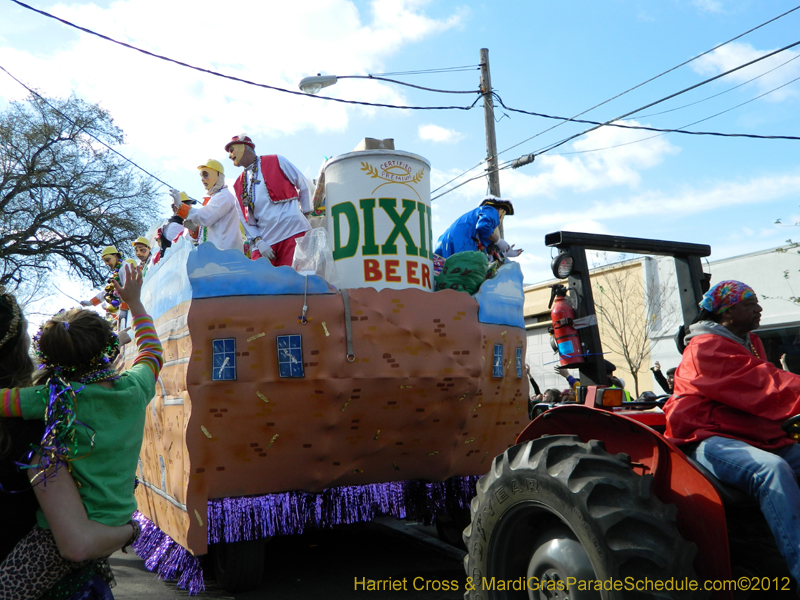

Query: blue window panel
left=212, top=338, right=236, bottom=381
left=516, top=347, right=523, bottom=379
left=493, top=344, right=504, bottom=378
left=277, top=334, right=304, bottom=378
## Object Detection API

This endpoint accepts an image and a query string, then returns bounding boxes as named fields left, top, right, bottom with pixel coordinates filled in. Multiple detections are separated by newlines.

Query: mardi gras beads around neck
left=104, top=266, right=121, bottom=313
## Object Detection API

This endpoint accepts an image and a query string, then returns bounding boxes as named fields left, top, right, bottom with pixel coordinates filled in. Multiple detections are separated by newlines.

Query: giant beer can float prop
left=324, top=149, right=433, bottom=291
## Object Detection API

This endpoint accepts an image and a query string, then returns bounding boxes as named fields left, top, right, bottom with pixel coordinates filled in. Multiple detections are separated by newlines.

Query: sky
left=1, top=0, right=800, bottom=320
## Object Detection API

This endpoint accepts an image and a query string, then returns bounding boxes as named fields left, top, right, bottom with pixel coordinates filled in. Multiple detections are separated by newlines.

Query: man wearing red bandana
left=665, top=280, right=800, bottom=585
left=225, top=134, right=311, bottom=267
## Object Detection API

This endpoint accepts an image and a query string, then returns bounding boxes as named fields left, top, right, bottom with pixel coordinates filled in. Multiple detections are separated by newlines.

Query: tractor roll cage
left=545, top=231, right=711, bottom=390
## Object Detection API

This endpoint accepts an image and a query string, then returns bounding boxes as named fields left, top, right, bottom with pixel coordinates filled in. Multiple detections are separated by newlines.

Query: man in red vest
left=225, top=134, right=311, bottom=266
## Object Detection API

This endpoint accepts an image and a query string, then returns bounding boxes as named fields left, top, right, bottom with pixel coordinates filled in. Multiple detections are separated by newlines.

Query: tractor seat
left=684, top=455, right=758, bottom=508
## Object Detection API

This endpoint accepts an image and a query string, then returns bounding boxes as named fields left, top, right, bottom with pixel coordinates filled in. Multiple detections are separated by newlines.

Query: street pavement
left=112, top=518, right=467, bottom=599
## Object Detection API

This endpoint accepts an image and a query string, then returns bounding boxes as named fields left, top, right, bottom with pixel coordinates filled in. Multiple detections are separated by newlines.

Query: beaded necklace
left=80, top=366, right=121, bottom=385
left=29, top=322, right=121, bottom=473
left=241, top=159, right=261, bottom=219
left=103, top=265, right=122, bottom=313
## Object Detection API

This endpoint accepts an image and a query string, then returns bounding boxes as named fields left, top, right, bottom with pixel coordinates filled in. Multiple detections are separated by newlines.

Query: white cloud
left=691, top=0, right=723, bottom=14
left=692, top=43, right=800, bottom=102
left=499, top=120, right=680, bottom=199
left=0, top=0, right=464, bottom=178
left=560, top=220, right=611, bottom=235
left=418, top=123, right=464, bottom=143
left=513, top=173, right=800, bottom=230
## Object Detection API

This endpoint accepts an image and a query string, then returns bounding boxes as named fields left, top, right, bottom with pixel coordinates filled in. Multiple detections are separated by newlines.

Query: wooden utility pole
left=479, top=48, right=502, bottom=235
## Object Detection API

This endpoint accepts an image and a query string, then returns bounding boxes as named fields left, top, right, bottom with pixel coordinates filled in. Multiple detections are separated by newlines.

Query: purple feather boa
left=131, top=476, right=478, bottom=594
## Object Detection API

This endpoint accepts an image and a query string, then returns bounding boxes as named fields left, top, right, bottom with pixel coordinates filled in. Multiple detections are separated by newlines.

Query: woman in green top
left=0, top=265, right=163, bottom=599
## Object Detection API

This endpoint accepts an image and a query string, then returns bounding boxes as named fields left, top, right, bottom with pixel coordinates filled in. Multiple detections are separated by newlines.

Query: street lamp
left=298, top=75, right=339, bottom=94
left=298, top=49, right=504, bottom=232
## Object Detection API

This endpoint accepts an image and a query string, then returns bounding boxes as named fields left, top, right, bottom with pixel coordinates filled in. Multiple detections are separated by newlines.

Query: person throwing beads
left=169, top=159, right=243, bottom=252
left=434, top=196, right=522, bottom=259
left=0, top=264, right=163, bottom=599
left=225, top=134, right=311, bottom=266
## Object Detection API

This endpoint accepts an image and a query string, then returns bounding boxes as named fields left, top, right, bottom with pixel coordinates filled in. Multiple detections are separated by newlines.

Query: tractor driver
left=664, top=280, right=800, bottom=585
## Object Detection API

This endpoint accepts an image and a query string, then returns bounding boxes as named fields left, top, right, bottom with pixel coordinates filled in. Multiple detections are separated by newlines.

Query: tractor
left=463, top=231, right=796, bottom=599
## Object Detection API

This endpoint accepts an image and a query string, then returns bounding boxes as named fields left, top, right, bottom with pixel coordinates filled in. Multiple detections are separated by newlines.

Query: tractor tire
left=212, top=538, right=266, bottom=593
left=463, top=435, right=703, bottom=599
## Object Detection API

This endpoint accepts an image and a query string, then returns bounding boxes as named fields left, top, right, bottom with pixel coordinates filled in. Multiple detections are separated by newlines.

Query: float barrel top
left=324, top=149, right=431, bottom=169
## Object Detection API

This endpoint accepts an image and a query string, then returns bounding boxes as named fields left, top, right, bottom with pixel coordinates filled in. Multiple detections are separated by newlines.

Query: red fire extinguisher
left=548, top=284, right=584, bottom=366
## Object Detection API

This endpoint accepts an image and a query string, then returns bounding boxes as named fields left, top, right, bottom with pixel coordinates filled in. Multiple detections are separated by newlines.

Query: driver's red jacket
left=665, top=332, right=800, bottom=451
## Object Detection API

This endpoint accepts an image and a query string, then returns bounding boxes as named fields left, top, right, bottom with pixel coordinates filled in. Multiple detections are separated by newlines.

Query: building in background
left=523, top=245, right=800, bottom=399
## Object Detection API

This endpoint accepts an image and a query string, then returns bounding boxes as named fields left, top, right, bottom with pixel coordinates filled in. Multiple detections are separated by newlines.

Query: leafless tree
left=0, top=93, right=160, bottom=292
left=593, top=261, right=678, bottom=397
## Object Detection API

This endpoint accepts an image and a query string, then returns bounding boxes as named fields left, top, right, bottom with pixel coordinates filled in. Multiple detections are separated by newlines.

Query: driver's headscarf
left=699, top=280, right=755, bottom=315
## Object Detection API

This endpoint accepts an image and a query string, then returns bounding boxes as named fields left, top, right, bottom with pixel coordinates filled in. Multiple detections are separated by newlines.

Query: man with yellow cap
left=78, top=245, right=133, bottom=343
left=81, top=245, right=125, bottom=308
left=224, top=134, right=311, bottom=266
left=132, top=236, right=151, bottom=269
left=169, top=159, right=243, bottom=252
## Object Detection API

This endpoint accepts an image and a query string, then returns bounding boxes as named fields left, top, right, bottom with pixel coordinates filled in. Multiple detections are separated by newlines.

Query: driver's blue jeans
left=692, top=436, right=800, bottom=584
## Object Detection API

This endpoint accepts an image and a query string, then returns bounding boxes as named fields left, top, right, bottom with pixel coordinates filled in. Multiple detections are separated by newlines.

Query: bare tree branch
left=0, top=93, right=160, bottom=291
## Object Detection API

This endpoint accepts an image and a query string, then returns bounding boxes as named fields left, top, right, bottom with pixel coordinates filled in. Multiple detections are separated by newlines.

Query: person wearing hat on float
left=131, top=236, right=151, bottom=269
left=434, top=195, right=523, bottom=260
left=80, top=245, right=127, bottom=309
left=665, top=280, right=800, bottom=586
left=224, top=134, right=311, bottom=266
left=170, top=159, right=243, bottom=253
left=155, top=191, right=195, bottom=262
left=79, top=246, right=134, bottom=343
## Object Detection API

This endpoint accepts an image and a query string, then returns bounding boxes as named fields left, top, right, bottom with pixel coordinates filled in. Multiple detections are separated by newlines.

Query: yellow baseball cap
left=197, top=159, right=224, bottom=175
left=131, top=236, right=150, bottom=248
left=101, top=245, right=120, bottom=257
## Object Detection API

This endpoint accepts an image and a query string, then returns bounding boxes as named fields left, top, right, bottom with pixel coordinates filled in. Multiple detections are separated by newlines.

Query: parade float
left=126, top=143, right=528, bottom=593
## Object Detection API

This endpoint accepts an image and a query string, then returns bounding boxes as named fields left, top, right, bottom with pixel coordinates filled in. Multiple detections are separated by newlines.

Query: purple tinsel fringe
left=131, top=511, right=205, bottom=595
left=131, top=476, right=478, bottom=595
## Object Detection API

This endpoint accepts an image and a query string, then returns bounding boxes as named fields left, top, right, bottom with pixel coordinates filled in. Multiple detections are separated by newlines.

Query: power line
left=431, top=160, right=487, bottom=195
left=433, top=62, right=800, bottom=199
left=435, top=69, right=800, bottom=199
left=433, top=5, right=800, bottom=201
left=556, top=72, right=800, bottom=155
left=493, top=4, right=800, bottom=159
left=9, top=0, right=480, bottom=112
left=377, top=65, right=480, bottom=76
left=338, top=74, right=478, bottom=94
left=636, top=53, right=800, bottom=119
left=536, top=38, right=800, bottom=155
left=14, top=0, right=800, bottom=198
left=566, top=3, right=800, bottom=114
left=0, top=64, right=172, bottom=188
left=493, top=94, right=800, bottom=142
